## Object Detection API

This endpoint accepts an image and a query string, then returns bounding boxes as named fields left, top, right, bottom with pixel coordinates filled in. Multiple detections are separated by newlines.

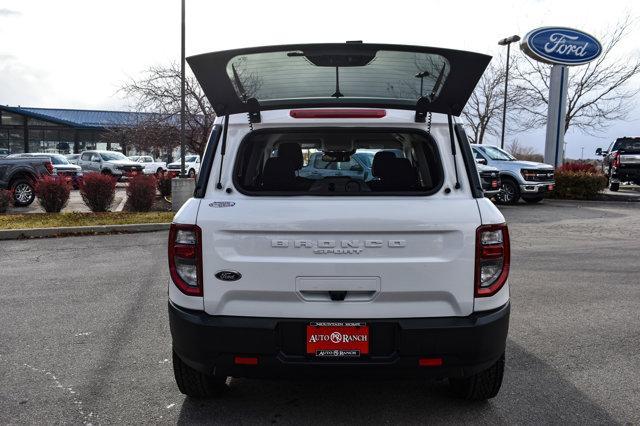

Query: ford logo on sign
left=521, top=27, right=602, bottom=66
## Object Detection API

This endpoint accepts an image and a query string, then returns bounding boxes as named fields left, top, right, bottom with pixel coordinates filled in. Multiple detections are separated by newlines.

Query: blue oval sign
left=521, top=27, right=602, bottom=66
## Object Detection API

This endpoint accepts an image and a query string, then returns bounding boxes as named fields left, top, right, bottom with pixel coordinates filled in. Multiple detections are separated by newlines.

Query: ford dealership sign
left=521, top=27, right=602, bottom=66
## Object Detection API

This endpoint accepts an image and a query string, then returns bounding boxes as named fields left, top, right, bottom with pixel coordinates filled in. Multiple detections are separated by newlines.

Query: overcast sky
left=1, top=0, right=638, bottom=159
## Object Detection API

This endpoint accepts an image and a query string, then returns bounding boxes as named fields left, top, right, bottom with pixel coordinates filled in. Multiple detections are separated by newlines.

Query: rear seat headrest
left=372, top=151, right=397, bottom=177
left=278, top=143, right=303, bottom=170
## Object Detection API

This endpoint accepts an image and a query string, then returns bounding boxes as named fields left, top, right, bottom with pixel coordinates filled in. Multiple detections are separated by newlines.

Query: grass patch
left=0, top=211, right=174, bottom=230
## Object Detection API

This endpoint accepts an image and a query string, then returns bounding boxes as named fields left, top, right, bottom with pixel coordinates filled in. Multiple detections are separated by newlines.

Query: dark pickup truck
left=596, top=137, right=640, bottom=191
left=0, top=156, right=53, bottom=206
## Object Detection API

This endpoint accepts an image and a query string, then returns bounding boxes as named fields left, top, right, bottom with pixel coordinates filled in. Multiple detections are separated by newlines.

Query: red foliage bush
left=559, top=162, right=599, bottom=174
left=0, top=189, right=12, bottom=213
left=125, top=174, right=157, bottom=212
left=81, top=173, right=117, bottom=212
left=35, top=176, right=71, bottom=213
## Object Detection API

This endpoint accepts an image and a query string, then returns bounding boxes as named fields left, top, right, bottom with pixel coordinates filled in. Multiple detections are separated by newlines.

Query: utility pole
left=171, top=0, right=195, bottom=212
left=180, top=0, right=186, bottom=177
left=498, top=35, right=521, bottom=149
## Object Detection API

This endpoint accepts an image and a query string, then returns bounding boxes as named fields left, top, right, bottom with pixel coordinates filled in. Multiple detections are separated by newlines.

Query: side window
left=314, top=156, right=336, bottom=170
left=143, top=157, right=152, bottom=163
left=473, top=149, right=485, bottom=160
left=338, top=156, right=361, bottom=171
left=609, top=141, right=618, bottom=152
left=90, top=154, right=101, bottom=162
left=81, top=152, right=91, bottom=161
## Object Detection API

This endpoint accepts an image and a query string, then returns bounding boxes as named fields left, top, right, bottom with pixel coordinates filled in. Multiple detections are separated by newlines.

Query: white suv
left=168, top=43, right=510, bottom=401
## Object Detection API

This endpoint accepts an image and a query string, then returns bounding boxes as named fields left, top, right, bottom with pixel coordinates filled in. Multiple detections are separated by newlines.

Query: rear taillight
left=289, top=109, right=386, bottom=119
left=612, top=152, right=621, bottom=168
left=44, top=161, right=54, bottom=174
left=475, top=224, right=510, bottom=297
left=168, top=224, right=203, bottom=296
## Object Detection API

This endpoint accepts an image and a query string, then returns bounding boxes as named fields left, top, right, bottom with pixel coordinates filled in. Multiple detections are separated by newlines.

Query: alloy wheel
left=14, top=183, right=33, bottom=204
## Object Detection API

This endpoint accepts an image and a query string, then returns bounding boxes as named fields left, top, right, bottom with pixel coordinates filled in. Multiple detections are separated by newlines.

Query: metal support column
left=544, top=64, right=569, bottom=167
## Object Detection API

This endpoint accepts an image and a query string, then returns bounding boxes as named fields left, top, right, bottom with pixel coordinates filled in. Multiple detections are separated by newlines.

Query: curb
left=0, top=223, right=170, bottom=240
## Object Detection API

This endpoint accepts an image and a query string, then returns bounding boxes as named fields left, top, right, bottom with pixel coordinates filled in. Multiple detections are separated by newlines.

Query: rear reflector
left=234, top=356, right=259, bottom=365
left=290, top=109, right=386, bottom=119
left=418, top=357, right=443, bottom=367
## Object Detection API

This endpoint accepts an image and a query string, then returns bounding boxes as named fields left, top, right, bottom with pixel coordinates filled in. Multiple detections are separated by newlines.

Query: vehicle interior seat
left=262, top=142, right=311, bottom=190
left=369, top=150, right=418, bottom=191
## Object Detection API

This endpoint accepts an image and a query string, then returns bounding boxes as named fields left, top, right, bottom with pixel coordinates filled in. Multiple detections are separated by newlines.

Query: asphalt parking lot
left=1, top=199, right=639, bottom=424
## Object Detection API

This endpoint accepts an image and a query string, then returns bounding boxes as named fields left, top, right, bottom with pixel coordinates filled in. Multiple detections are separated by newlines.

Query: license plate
left=306, top=322, right=369, bottom=357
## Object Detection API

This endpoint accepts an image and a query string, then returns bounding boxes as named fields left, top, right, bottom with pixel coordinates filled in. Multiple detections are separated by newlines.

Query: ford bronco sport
left=169, top=43, right=510, bottom=401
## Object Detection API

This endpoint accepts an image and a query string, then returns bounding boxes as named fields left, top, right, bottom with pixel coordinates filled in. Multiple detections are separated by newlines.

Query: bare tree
left=101, top=116, right=180, bottom=160
left=511, top=18, right=640, bottom=135
left=120, top=62, right=215, bottom=155
left=461, top=60, right=505, bottom=144
left=506, top=139, right=543, bottom=162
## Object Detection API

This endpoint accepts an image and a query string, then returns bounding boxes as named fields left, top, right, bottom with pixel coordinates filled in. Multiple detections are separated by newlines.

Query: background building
left=0, top=106, right=159, bottom=156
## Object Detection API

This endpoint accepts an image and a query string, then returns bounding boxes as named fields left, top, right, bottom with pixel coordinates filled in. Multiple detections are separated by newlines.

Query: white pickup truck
left=128, top=155, right=167, bottom=175
left=168, top=43, right=510, bottom=401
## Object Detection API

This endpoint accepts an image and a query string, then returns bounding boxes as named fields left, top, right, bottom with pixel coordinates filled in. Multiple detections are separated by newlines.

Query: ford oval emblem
left=215, top=270, right=242, bottom=281
left=521, top=27, right=602, bottom=66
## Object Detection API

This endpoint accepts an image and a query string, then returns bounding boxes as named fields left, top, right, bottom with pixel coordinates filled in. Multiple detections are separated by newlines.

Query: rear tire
left=11, top=178, right=36, bottom=207
left=449, top=353, right=504, bottom=400
left=495, top=178, right=520, bottom=205
left=609, top=181, right=619, bottom=192
left=172, top=350, right=228, bottom=398
left=523, top=196, right=544, bottom=204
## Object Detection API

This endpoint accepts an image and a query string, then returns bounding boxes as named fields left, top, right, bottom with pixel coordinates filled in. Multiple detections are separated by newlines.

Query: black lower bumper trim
left=169, top=301, right=510, bottom=379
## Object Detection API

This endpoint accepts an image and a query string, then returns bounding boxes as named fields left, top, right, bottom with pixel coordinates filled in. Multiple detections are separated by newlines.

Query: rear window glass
left=226, top=50, right=450, bottom=104
left=234, top=129, right=443, bottom=195
left=613, top=138, right=640, bottom=152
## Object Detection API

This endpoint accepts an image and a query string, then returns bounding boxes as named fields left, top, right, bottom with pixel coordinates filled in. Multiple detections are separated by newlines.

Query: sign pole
left=544, top=64, right=569, bottom=167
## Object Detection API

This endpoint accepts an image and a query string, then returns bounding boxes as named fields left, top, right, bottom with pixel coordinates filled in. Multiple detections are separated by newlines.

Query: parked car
left=65, top=153, right=81, bottom=165
left=476, top=161, right=502, bottom=198
left=166, top=155, right=200, bottom=178
left=168, top=43, right=510, bottom=401
left=596, top=137, right=640, bottom=191
left=0, top=156, right=53, bottom=206
left=471, top=144, right=555, bottom=204
left=77, top=150, right=143, bottom=180
left=129, top=155, right=167, bottom=175
left=8, top=153, right=83, bottom=189
left=299, top=150, right=407, bottom=182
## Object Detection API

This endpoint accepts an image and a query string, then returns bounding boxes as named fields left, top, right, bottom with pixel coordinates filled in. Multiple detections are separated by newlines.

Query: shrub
left=125, top=174, right=157, bottom=212
left=0, top=189, right=12, bottom=213
left=559, top=162, right=598, bottom=174
left=35, top=176, right=71, bottom=213
left=548, top=170, right=608, bottom=200
left=81, top=173, right=117, bottom=212
left=157, top=175, right=172, bottom=197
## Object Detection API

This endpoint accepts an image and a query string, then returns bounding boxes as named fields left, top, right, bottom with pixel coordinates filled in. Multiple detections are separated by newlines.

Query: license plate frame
left=306, top=321, right=369, bottom=358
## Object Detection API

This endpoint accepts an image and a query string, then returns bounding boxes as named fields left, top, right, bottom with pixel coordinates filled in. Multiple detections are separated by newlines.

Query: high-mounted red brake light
left=475, top=223, right=510, bottom=297
left=289, top=109, right=386, bottom=119
left=168, top=223, right=203, bottom=296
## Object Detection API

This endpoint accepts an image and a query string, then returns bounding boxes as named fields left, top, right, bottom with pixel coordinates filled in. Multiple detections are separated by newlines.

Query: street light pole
left=180, top=0, right=186, bottom=177
left=498, top=35, right=520, bottom=149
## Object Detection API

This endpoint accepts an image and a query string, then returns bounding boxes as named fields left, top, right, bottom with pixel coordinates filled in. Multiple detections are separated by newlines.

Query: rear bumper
left=169, top=301, right=510, bottom=379
left=612, top=166, right=640, bottom=181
